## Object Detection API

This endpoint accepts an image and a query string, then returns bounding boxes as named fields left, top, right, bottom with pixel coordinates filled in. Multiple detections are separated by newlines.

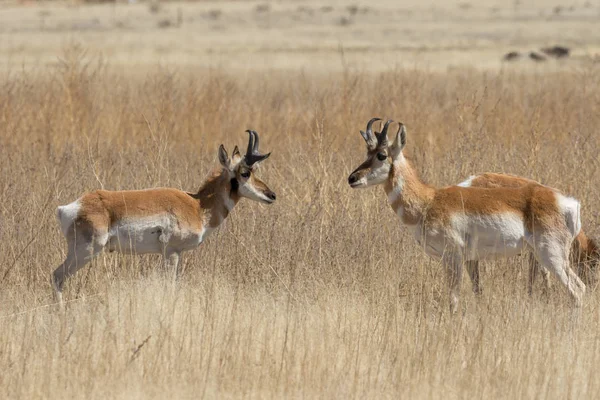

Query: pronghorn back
left=57, top=188, right=205, bottom=236
left=458, top=173, right=538, bottom=189
left=455, top=174, right=581, bottom=238
left=459, top=172, right=595, bottom=287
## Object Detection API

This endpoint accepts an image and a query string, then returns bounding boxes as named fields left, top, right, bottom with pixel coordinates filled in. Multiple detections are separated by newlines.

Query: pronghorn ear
left=390, top=123, right=407, bottom=160
left=360, top=130, right=369, bottom=143
left=255, top=152, right=271, bottom=163
left=218, top=145, right=231, bottom=169
left=231, top=145, right=242, bottom=164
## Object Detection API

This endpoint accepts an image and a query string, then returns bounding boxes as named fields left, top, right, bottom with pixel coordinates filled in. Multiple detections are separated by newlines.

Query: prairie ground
left=2, top=0, right=600, bottom=71
left=1, top=1, right=600, bottom=399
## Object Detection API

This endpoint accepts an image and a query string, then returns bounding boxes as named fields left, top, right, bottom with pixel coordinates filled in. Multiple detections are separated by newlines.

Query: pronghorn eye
left=376, top=152, right=387, bottom=161
left=241, top=171, right=250, bottom=178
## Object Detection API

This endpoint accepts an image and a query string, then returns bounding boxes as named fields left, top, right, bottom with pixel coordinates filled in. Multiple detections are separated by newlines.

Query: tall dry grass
left=1, top=48, right=600, bottom=398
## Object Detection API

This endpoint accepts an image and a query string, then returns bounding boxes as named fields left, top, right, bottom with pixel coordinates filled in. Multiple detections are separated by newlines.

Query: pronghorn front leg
left=443, top=253, right=464, bottom=314
left=465, top=260, right=482, bottom=295
left=163, top=249, right=182, bottom=282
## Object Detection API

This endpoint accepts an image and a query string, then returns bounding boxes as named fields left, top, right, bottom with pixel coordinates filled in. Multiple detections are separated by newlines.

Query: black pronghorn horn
left=246, top=129, right=255, bottom=157
left=252, top=129, right=260, bottom=152
left=244, top=130, right=271, bottom=166
left=376, top=119, right=394, bottom=147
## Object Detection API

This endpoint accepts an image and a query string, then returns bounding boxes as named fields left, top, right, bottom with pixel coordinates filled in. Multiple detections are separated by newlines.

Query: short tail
left=572, top=232, right=599, bottom=287
left=587, top=236, right=600, bottom=270
left=561, top=196, right=582, bottom=239
left=56, top=200, right=81, bottom=236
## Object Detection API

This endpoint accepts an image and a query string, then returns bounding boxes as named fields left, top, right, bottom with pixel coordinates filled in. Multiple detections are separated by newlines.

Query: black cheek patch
left=230, top=178, right=239, bottom=193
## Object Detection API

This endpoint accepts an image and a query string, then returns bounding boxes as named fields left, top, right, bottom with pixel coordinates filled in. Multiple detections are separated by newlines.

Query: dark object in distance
left=503, top=51, right=521, bottom=61
left=541, top=46, right=570, bottom=58
left=529, top=52, right=547, bottom=62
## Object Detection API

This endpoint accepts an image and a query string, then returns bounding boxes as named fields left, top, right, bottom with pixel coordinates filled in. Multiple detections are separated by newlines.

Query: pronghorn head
left=218, top=130, right=276, bottom=204
left=348, top=118, right=406, bottom=188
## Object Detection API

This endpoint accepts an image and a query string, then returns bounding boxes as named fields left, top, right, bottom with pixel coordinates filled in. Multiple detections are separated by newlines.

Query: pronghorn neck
left=193, top=169, right=240, bottom=228
left=383, top=154, right=434, bottom=225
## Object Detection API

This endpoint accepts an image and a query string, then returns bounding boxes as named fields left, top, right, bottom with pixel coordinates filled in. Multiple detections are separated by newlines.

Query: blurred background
left=2, top=0, right=599, bottom=72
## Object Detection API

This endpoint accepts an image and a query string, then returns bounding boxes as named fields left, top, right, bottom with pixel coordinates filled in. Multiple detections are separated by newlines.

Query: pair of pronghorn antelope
left=348, top=118, right=597, bottom=313
left=54, top=122, right=598, bottom=312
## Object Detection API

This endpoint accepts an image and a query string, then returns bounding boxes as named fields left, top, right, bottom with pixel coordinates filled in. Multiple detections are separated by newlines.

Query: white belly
left=455, top=213, right=528, bottom=260
left=106, top=216, right=171, bottom=254
left=414, top=213, right=529, bottom=261
left=106, top=216, right=210, bottom=254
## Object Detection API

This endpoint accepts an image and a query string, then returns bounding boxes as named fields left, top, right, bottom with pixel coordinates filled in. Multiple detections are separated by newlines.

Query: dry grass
left=1, top=47, right=600, bottom=398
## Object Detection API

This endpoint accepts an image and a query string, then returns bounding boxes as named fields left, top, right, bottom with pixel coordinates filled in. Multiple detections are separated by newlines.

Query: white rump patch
left=557, top=194, right=581, bottom=237
left=56, top=199, right=81, bottom=236
left=457, top=175, right=477, bottom=188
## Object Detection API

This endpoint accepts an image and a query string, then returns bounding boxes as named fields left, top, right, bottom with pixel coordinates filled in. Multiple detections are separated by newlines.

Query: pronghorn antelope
left=348, top=118, right=586, bottom=312
left=53, top=130, right=275, bottom=303
left=458, top=173, right=599, bottom=294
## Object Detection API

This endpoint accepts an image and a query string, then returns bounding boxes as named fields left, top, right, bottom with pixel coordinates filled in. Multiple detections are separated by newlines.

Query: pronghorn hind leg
left=540, top=259, right=551, bottom=294
left=443, top=253, right=464, bottom=314
left=531, top=236, right=585, bottom=307
left=52, top=224, right=107, bottom=304
left=465, top=260, right=482, bottom=295
left=527, top=253, right=539, bottom=296
left=527, top=250, right=552, bottom=297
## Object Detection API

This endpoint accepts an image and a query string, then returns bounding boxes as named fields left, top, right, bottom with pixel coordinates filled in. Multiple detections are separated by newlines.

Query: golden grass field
left=1, top=1, right=600, bottom=399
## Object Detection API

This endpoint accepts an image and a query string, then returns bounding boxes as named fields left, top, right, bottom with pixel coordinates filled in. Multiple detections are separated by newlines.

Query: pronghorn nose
left=266, top=191, right=276, bottom=201
left=348, top=174, right=358, bottom=185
